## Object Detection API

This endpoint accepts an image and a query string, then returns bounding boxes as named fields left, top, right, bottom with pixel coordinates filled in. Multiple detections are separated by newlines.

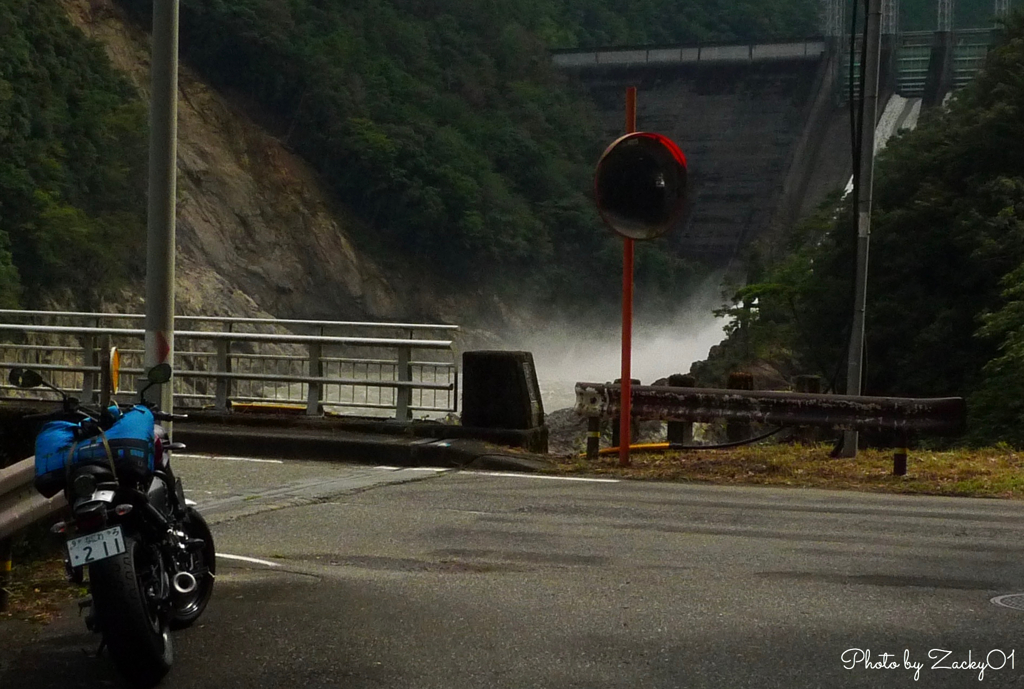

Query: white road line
left=218, top=554, right=281, bottom=568
left=374, top=466, right=450, bottom=473
left=471, top=471, right=620, bottom=484
left=177, top=454, right=285, bottom=465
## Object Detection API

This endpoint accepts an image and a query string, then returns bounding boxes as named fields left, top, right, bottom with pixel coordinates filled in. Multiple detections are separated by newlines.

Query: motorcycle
left=9, top=363, right=215, bottom=687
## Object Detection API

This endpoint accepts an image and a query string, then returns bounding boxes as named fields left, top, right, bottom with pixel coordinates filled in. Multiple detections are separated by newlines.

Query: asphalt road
left=3, top=453, right=1024, bottom=688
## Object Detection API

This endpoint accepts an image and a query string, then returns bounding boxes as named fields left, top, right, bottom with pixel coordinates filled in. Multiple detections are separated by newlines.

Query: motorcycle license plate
left=67, top=526, right=126, bottom=567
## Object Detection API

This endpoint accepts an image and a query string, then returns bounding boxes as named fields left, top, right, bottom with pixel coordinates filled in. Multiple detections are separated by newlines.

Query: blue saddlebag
left=34, top=421, right=79, bottom=498
left=77, top=406, right=157, bottom=479
left=33, top=407, right=157, bottom=498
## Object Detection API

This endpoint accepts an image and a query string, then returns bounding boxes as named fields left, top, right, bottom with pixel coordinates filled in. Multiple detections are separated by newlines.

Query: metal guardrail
left=0, top=457, right=65, bottom=543
left=0, top=310, right=461, bottom=333
left=575, top=382, right=966, bottom=435
left=0, top=312, right=460, bottom=419
left=0, top=457, right=67, bottom=610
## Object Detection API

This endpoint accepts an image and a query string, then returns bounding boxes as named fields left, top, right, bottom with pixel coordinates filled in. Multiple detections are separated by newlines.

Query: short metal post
left=452, top=364, right=459, bottom=414
left=726, top=372, right=755, bottom=442
left=0, top=539, right=11, bottom=612
left=666, top=374, right=695, bottom=446
left=396, top=344, right=412, bottom=421
left=82, top=335, right=96, bottom=403
left=611, top=378, right=640, bottom=449
left=306, top=342, right=322, bottom=416
left=586, top=417, right=601, bottom=459
left=794, top=375, right=823, bottom=443
left=893, top=432, right=909, bottom=476
left=214, top=339, right=230, bottom=411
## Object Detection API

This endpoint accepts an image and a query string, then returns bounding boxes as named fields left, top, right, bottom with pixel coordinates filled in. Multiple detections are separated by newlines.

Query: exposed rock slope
left=61, top=0, right=400, bottom=321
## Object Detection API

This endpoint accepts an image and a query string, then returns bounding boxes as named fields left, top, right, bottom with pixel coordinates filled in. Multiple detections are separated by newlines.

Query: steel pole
left=841, top=0, right=883, bottom=458
left=619, top=88, right=638, bottom=468
left=145, top=0, right=179, bottom=412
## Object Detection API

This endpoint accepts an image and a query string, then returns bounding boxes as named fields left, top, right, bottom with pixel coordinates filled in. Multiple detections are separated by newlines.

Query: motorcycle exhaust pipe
left=172, top=571, right=198, bottom=595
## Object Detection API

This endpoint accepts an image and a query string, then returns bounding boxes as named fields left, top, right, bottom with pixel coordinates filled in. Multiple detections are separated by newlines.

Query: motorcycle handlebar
left=20, top=403, right=95, bottom=423
left=20, top=409, right=75, bottom=423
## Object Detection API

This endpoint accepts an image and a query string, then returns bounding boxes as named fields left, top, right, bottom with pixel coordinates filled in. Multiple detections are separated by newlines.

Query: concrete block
left=462, top=351, right=545, bottom=430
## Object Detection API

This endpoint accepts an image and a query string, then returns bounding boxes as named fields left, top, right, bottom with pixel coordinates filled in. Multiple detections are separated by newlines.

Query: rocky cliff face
left=61, top=0, right=403, bottom=322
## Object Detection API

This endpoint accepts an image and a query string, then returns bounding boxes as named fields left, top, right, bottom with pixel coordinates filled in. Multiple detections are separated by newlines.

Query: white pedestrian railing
left=0, top=311, right=459, bottom=419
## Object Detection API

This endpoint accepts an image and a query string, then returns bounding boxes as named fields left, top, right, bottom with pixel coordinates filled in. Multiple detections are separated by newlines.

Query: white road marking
left=218, top=554, right=281, bottom=568
left=990, top=593, right=1024, bottom=610
left=374, top=466, right=450, bottom=473
left=471, top=472, right=619, bottom=484
left=177, top=454, right=285, bottom=465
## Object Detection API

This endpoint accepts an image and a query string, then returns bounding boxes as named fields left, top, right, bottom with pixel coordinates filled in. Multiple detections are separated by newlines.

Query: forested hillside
left=696, top=11, right=1024, bottom=445
left=4, top=0, right=1005, bottom=315
left=108, top=0, right=833, bottom=313
left=0, top=0, right=147, bottom=309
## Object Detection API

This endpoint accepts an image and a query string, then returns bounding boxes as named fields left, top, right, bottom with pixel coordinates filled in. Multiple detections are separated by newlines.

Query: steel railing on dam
left=0, top=310, right=459, bottom=419
left=552, top=39, right=828, bottom=69
left=555, top=29, right=998, bottom=99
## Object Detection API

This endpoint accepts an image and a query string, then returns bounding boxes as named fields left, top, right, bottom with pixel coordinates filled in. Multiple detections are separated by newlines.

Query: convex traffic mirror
left=594, top=132, right=688, bottom=240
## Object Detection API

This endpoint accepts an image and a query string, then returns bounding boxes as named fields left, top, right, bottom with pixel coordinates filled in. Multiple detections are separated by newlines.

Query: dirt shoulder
left=550, top=443, right=1024, bottom=499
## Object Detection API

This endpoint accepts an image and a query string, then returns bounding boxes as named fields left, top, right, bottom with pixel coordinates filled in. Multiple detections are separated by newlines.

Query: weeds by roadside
left=1, top=555, right=84, bottom=623
left=551, top=443, right=1024, bottom=499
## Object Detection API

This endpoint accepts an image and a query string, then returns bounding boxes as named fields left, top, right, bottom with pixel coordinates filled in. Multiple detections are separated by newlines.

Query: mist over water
left=509, top=274, right=732, bottom=412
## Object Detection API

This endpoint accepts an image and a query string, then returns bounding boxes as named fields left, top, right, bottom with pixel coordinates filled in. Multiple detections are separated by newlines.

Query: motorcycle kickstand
left=77, top=596, right=99, bottom=633
left=81, top=639, right=106, bottom=658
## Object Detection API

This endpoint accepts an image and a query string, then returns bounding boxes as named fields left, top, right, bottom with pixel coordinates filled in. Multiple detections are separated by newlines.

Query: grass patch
left=1, top=556, right=85, bottom=624
left=551, top=443, right=1024, bottom=498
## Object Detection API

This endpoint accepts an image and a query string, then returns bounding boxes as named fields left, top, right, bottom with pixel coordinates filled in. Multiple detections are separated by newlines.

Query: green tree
left=0, top=0, right=147, bottom=307
left=697, top=11, right=1024, bottom=444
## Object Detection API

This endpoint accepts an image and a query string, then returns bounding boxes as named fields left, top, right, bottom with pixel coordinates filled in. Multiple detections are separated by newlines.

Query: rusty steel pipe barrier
left=575, top=382, right=966, bottom=439
left=0, top=458, right=67, bottom=611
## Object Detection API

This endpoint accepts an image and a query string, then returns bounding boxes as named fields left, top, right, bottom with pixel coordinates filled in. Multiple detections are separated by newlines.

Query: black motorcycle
left=10, top=364, right=215, bottom=687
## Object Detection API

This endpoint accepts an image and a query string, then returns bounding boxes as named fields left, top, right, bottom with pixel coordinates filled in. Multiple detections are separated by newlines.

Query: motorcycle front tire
left=90, top=535, right=173, bottom=687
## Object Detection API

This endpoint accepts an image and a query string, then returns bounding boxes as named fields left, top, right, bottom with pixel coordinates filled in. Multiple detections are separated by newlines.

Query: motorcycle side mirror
left=147, top=363, right=173, bottom=385
left=139, top=363, right=173, bottom=402
left=9, top=368, right=44, bottom=389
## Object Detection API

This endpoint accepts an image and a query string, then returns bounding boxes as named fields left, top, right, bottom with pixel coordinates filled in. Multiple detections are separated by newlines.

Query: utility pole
left=840, top=0, right=883, bottom=458
left=882, top=0, right=900, bottom=35
left=824, top=0, right=845, bottom=38
left=995, top=0, right=1010, bottom=20
left=145, top=0, right=179, bottom=412
left=938, top=0, right=954, bottom=32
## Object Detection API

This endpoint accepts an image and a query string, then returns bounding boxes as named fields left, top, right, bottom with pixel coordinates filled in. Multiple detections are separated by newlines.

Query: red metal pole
left=620, top=87, right=637, bottom=467
left=626, top=87, right=637, bottom=133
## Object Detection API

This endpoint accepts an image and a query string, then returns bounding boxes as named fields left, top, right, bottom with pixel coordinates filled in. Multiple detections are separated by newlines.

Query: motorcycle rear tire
left=90, top=535, right=173, bottom=687
left=171, top=507, right=216, bottom=629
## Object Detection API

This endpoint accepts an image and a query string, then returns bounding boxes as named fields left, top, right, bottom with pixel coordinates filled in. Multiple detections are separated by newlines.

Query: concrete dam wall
left=556, top=30, right=996, bottom=266
left=556, top=43, right=852, bottom=265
